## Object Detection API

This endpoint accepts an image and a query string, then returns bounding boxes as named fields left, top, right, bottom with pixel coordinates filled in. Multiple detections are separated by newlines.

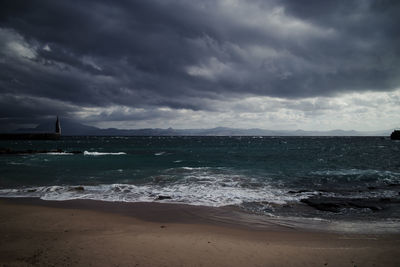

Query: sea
left=1, top=136, right=400, bottom=232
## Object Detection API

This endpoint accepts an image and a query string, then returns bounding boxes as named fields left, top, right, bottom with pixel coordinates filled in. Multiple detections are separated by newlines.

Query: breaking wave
left=46, top=152, right=74, bottom=155
left=311, top=169, right=400, bottom=178
left=83, top=151, right=127, bottom=156
left=0, top=167, right=305, bottom=206
left=0, top=184, right=302, bottom=207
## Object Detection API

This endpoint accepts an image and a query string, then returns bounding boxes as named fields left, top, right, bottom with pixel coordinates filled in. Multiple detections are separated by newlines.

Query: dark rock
left=156, top=195, right=172, bottom=200
left=69, top=186, right=84, bottom=191
left=300, top=198, right=342, bottom=212
left=390, top=130, right=400, bottom=140
left=348, top=201, right=383, bottom=211
left=301, top=197, right=385, bottom=213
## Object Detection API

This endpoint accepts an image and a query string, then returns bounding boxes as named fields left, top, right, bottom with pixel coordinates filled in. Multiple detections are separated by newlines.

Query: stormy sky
left=0, top=0, right=399, bottom=131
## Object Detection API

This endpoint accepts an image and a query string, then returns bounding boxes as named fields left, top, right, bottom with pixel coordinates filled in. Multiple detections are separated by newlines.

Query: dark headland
left=0, top=116, right=61, bottom=140
left=391, top=130, right=400, bottom=140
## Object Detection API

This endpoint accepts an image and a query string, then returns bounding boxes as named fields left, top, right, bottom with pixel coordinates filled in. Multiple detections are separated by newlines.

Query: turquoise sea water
left=1, top=136, right=400, bottom=226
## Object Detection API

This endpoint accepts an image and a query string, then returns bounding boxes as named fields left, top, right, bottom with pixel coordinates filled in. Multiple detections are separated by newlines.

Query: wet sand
left=0, top=199, right=399, bottom=267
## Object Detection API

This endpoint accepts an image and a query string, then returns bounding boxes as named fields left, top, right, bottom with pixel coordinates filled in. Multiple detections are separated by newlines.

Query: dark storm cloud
left=85, top=107, right=180, bottom=122
left=0, top=0, right=399, bottom=127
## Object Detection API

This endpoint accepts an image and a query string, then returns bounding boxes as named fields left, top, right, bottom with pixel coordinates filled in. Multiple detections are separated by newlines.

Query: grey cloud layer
left=0, top=0, right=399, bottom=128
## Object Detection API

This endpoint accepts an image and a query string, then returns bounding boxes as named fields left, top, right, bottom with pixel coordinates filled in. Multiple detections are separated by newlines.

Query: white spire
left=55, top=116, right=61, bottom=134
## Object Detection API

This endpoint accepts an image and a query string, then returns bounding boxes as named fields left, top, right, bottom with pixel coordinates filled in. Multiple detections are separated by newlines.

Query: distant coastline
left=4, top=119, right=393, bottom=137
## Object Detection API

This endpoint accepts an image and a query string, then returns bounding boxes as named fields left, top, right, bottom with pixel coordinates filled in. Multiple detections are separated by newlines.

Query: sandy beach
left=0, top=199, right=399, bottom=267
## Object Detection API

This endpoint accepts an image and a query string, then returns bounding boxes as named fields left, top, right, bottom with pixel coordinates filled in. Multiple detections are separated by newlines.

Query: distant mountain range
left=11, top=119, right=392, bottom=136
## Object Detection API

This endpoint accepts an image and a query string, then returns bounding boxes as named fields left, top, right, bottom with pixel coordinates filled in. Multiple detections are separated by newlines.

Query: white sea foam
left=0, top=167, right=304, bottom=207
left=1, top=166, right=396, bottom=209
left=83, top=151, right=126, bottom=156
left=46, top=152, right=74, bottom=155
left=7, top=161, right=26, bottom=165
left=154, top=152, right=166, bottom=156
left=180, top=167, right=206, bottom=170
left=0, top=182, right=300, bottom=206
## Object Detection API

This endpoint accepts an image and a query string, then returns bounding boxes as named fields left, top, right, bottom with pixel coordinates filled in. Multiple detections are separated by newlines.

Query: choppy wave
left=1, top=166, right=399, bottom=209
left=0, top=183, right=302, bottom=207
left=311, top=169, right=400, bottom=177
left=0, top=166, right=306, bottom=206
left=46, top=152, right=74, bottom=155
left=2, top=136, right=400, bottom=232
left=310, top=169, right=400, bottom=186
left=1, top=184, right=398, bottom=233
left=0, top=159, right=399, bottom=229
left=7, top=161, right=27, bottom=165
left=83, top=151, right=126, bottom=156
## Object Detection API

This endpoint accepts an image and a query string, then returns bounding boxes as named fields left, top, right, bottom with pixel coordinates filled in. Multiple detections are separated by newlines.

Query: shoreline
left=1, top=198, right=400, bottom=266
left=2, top=197, right=400, bottom=234
left=0, top=198, right=299, bottom=232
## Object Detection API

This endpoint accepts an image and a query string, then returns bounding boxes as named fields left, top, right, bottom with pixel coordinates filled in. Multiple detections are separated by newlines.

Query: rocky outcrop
left=390, top=130, right=400, bottom=140
left=300, top=196, right=398, bottom=213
